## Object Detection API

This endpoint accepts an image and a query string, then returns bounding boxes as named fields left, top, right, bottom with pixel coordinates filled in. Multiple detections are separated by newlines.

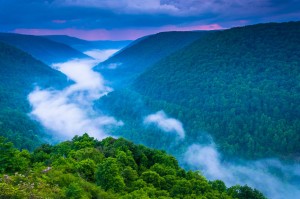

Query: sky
left=0, top=0, right=299, bottom=40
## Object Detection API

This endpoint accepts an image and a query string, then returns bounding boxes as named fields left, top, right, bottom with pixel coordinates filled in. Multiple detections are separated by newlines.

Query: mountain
left=133, top=22, right=300, bottom=159
left=0, top=33, right=90, bottom=65
left=44, top=35, right=132, bottom=52
left=0, top=133, right=266, bottom=199
left=94, top=31, right=210, bottom=86
left=0, top=41, right=69, bottom=150
left=96, top=22, right=300, bottom=161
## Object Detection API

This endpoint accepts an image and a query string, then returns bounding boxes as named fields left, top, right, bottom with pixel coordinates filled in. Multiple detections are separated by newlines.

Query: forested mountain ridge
left=0, top=33, right=90, bottom=64
left=94, top=31, right=210, bottom=86
left=0, top=41, right=70, bottom=150
left=133, top=21, right=300, bottom=159
left=0, top=133, right=266, bottom=199
left=96, top=21, right=300, bottom=161
left=44, top=35, right=132, bottom=52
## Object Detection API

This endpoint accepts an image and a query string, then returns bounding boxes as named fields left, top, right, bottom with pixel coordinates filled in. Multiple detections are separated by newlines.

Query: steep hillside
left=0, top=41, right=69, bottom=150
left=96, top=22, right=300, bottom=160
left=44, top=35, right=131, bottom=52
left=0, top=33, right=90, bottom=64
left=0, top=133, right=266, bottom=199
left=132, top=22, right=300, bottom=159
left=94, top=31, right=210, bottom=86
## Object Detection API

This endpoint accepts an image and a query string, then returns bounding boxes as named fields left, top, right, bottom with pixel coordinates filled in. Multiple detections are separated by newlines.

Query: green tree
left=96, top=157, right=125, bottom=192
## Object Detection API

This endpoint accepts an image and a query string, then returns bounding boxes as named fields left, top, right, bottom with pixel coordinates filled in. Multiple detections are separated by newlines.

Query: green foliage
left=96, top=157, right=126, bottom=192
left=0, top=134, right=267, bottom=198
left=97, top=22, right=300, bottom=160
left=0, top=41, right=69, bottom=150
left=95, top=31, right=209, bottom=86
left=228, top=185, right=267, bottom=199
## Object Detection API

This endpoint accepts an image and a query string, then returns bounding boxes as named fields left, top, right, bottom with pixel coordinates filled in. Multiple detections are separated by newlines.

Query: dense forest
left=0, top=133, right=266, bottom=199
left=0, top=33, right=90, bottom=64
left=96, top=22, right=300, bottom=160
left=0, top=41, right=69, bottom=150
left=94, top=31, right=209, bottom=86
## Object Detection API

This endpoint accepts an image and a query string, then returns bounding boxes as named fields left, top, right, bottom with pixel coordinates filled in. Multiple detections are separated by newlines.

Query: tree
left=96, top=157, right=125, bottom=192
left=76, top=159, right=96, bottom=182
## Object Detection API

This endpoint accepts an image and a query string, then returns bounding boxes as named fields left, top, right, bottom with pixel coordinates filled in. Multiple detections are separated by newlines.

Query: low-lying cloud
left=185, top=143, right=300, bottom=199
left=144, top=110, right=185, bottom=139
left=84, top=49, right=119, bottom=62
left=28, top=57, right=123, bottom=140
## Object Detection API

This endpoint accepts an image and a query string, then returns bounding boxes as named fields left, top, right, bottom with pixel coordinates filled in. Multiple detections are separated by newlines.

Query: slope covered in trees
left=0, top=41, right=69, bottom=150
left=44, top=35, right=132, bottom=52
left=95, top=22, right=300, bottom=161
left=131, top=22, right=300, bottom=159
left=0, top=133, right=266, bottom=199
left=94, top=31, right=210, bottom=86
left=0, top=33, right=90, bottom=64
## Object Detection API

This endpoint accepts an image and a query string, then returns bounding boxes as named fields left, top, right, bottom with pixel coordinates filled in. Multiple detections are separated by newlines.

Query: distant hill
left=94, top=31, right=210, bottom=87
left=44, top=35, right=132, bottom=52
left=96, top=22, right=300, bottom=160
left=0, top=41, right=69, bottom=150
left=0, top=33, right=90, bottom=65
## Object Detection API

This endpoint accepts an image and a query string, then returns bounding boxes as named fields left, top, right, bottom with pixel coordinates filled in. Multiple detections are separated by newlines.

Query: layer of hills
left=96, top=22, right=300, bottom=160
left=0, top=133, right=266, bottom=199
left=0, top=22, right=298, bottom=198
left=44, top=35, right=132, bottom=52
left=0, top=41, right=69, bottom=150
left=0, top=33, right=90, bottom=64
left=94, top=31, right=209, bottom=86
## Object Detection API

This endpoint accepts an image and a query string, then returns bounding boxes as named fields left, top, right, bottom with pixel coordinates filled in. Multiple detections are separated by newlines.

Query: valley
left=0, top=21, right=299, bottom=199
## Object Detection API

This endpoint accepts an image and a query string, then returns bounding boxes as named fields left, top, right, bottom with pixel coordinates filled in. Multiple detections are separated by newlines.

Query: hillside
left=94, top=31, right=210, bottom=86
left=0, top=133, right=266, bottom=199
left=0, top=41, right=69, bottom=150
left=44, top=35, right=132, bottom=52
left=0, top=33, right=90, bottom=64
left=95, top=22, right=300, bottom=160
left=132, top=22, right=300, bottom=159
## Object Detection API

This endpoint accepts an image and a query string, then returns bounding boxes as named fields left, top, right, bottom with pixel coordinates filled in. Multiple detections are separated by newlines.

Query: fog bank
left=28, top=53, right=123, bottom=140
left=184, top=142, right=300, bottom=199
left=144, top=110, right=185, bottom=139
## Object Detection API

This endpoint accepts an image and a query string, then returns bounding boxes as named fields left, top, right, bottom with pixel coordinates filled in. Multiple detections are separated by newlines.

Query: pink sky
left=14, top=24, right=224, bottom=41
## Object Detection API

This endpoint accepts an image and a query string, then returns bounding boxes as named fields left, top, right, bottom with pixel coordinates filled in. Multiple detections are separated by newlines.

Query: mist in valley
left=28, top=50, right=123, bottom=140
left=27, top=49, right=300, bottom=199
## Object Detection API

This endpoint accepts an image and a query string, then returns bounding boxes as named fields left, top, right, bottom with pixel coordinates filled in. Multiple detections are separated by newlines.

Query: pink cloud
left=52, top=20, right=67, bottom=24
left=14, top=24, right=224, bottom=41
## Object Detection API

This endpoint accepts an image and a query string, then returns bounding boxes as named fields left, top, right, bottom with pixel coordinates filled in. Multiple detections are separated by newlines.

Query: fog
left=28, top=52, right=123, bottom=140
left=84, top=49, right=119, bottom=62
left=27, top=49, right=300, bottom=199
left=184, top=141, right=300, bottom=199
left=144, top=110, right=185, bottom=139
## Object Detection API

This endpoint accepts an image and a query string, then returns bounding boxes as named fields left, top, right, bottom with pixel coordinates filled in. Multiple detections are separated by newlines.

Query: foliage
left=97, top=22, right=300, bottom=160
left=94, top=31, right=209, bottom=86
left=0, top=133, right=267, bottom=198
left=0, top=41, right=69, bottom=150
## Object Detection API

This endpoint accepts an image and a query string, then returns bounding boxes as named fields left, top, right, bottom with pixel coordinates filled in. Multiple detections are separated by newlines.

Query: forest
left=94, top=31, right=209, bottom=86
left=96, top=22, right=300, bottom=160
left=0, top=41, right=69, bottom=150
left=0, top=133, right=266, bottom=199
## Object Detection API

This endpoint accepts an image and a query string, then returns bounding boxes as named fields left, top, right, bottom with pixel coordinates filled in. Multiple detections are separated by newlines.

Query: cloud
left=61, top=0, right=179, bottom=14
left=185, top=143, right=300, bottom=199
left=14, top=23, right=223, bottom=40
left=144, top=110, right=185, bottom=139
left=1, top=0, right=300, bottom=40
left=83, top=49, right=119, bottom=61
left=28, top=56, right=123, bottom=140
